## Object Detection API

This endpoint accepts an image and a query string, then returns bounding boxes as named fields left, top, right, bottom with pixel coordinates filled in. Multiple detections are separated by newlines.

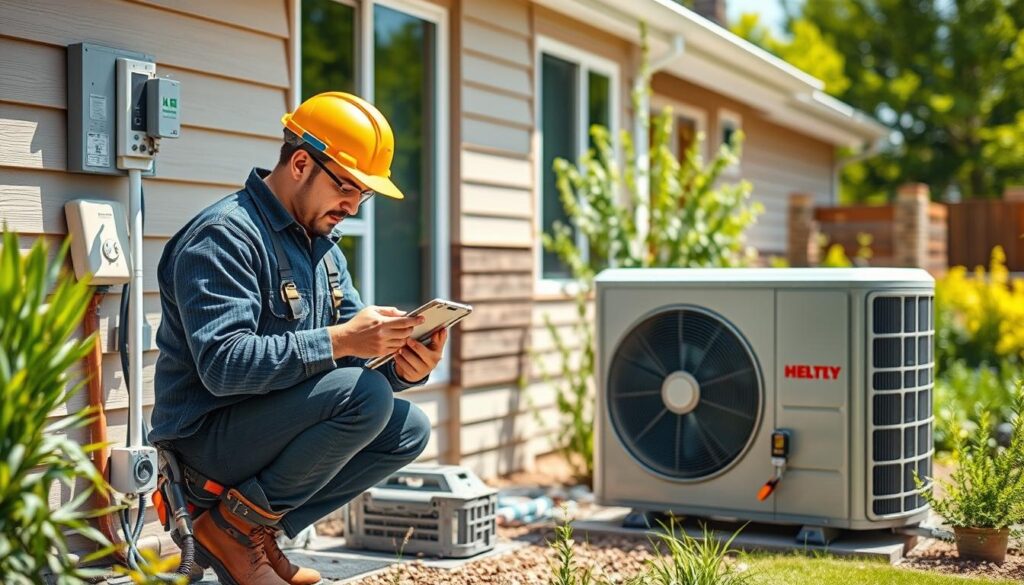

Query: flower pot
left=953, top=526, right=1010, bottom=562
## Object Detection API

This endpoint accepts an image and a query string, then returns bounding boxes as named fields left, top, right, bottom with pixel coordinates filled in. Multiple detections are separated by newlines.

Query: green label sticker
left=162, top=96, right=179, bottom=118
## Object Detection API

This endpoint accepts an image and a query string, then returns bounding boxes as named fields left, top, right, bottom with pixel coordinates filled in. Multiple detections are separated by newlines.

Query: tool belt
left=152, top=455, right=224, bottom=533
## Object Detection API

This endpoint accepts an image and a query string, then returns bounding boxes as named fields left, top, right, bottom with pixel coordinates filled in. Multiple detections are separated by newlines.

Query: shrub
left=934, top=246, right=1024, bottom=372
left=0, top=230, right=113, bottom=584
left=933, top=360, right=1022, bottom=452
left=918, top=382, right=1024, bottom=531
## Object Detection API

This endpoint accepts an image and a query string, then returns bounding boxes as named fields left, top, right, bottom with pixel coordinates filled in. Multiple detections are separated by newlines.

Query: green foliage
left=112, top=549, right=186, bottom=585
left=0, top=230, right=113, bottom=584
left=644, top=520, right=753, bottom=585
left=933, top=360, right=1023, bottom=453
left=918, top=383, right=1024, bottom=529
left=546, top=520, right=595, bottom=585
left=536, top=295, right=596, bottom=484
left=545, top=516, right=749, bottom=585
left=534, top=22, right=763, bottom=484
left=816, top=232, right=874, bottom=268
left=773, top=0, right=1024, bottom=201
left=745, top=554, right=1019, bottom=584
left=934, top=247, right=1024, bottom=372
left=730, top=13, right=850, bottom=95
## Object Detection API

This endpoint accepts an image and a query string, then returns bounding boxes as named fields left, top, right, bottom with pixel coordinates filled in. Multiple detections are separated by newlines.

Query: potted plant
left=918, top=382, right=1024, bottom=562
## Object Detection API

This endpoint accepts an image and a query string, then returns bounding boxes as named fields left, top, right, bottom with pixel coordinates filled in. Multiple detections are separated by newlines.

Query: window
left=651, top=96, right=708, bottom=162
left=717, top=107, right=742, bottom=176
left=299, top=0, right=449, bottom=312
left=536, top=38, right=618, bottom=288
left=299, top=0, right=450, bottom=380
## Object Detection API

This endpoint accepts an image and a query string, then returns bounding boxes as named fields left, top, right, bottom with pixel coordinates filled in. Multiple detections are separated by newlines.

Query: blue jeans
left=168, top=367, right=431, bottom=537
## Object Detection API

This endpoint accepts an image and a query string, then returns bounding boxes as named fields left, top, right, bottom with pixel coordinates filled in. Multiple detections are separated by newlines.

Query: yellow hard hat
left=281, top=92, right=404, bottom=199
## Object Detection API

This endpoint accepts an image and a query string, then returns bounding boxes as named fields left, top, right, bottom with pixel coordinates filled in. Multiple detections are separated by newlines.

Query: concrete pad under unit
left=572, top=507, right=916, bottom=565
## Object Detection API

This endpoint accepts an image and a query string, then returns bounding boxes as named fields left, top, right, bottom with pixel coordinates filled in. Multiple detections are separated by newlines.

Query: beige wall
left=452, top=0, right=636, bottom=478
left=652, top=73, right=837, bottom=256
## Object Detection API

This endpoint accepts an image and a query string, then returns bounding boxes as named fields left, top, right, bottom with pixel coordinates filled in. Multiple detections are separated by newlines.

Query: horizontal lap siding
left=454, top=0, right=546, bottom=475
left=454, top=3, right=637, bottom=477
left=0, top=0, right=292, bottom=558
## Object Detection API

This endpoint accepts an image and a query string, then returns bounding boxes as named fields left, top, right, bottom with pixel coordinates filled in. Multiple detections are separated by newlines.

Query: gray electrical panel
left=67, top=43, right=154, bottom=175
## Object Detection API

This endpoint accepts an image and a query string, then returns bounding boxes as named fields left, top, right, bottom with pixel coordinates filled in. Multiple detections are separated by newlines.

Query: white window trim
left=650, top=95, right=708, bottom=163
left=293, top=0, right=452, bottom=384
left=534, top=36, right=620, bottom=297
left=717, top=107, right=743, bottom=178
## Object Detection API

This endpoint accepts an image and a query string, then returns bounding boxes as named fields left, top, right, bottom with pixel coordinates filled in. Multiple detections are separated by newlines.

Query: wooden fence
left=788, top=184, right=948, bottom=274
left=948, top=198, right=1024, bottom=272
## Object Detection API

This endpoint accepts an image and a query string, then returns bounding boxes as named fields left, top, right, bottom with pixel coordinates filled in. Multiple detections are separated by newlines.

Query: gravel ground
left=321, top=455, right=1024, bottom=584
left=349, top=525, right=658, bottom=585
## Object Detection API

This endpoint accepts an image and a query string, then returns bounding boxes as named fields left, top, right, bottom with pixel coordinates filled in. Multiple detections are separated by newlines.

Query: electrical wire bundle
left=116, top=188, right=196, bottom=579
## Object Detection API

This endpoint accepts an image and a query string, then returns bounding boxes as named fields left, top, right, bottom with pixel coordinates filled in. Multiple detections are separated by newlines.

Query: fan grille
left=607, top=308, right=762, bottom=480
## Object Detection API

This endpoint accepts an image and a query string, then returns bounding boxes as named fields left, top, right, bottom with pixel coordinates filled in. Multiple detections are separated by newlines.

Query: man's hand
left=393, top=327, right=447, bottom=383
left=329, top=306, right=425, bottom=359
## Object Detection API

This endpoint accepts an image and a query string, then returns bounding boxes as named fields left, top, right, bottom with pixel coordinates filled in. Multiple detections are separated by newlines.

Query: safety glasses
left=306, top=149, right=375, bottom=205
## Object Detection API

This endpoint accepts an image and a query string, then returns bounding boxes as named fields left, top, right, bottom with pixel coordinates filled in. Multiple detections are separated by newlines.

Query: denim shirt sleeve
left=330, top=247, right=426, bottom=392
left=174, top=223, right=336, bottom=396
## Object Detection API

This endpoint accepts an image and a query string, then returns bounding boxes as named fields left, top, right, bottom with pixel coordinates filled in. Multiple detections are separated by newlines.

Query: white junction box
left=64, top=199, right=131, bottom=285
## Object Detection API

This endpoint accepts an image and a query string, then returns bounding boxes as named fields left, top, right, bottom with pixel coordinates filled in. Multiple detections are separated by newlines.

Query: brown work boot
left=193, top=489, right=289, bottom=585
left=263, top=527, right=323, bottom=585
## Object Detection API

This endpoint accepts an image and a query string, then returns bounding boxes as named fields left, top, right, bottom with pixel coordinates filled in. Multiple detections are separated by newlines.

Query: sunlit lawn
left=744, top=555, right=1016, bottom=584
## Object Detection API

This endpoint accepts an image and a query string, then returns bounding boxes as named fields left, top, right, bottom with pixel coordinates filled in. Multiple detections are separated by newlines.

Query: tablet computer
left=365, top=298, right=473, bottom=370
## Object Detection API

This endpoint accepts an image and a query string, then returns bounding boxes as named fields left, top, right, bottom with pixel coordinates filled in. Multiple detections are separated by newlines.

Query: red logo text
left=784, top=365, right=841, bottom=380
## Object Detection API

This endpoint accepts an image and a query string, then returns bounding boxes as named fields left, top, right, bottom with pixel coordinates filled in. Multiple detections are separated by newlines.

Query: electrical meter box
left=67, top=43, right=155, bottom=175
left=64, top=199, right=131, bottom=285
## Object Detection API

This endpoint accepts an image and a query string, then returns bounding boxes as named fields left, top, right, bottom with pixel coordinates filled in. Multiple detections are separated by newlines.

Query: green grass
left=744, top=555, right=1017, bottom=585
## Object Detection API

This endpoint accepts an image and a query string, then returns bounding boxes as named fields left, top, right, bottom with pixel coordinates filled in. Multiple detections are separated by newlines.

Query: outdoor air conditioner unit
left=595, top=268, right=935, bottom=535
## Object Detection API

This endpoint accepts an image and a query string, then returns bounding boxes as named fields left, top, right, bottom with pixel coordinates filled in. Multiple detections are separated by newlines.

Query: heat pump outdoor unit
left=595, top=268, right=935, bottom=534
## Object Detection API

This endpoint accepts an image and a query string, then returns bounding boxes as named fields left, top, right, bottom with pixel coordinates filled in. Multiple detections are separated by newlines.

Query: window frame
left=716, top=107, right=743, bottom=178
left=650, top=94, right=708, bottom=163
left=293, top=0, right=452, bottom=383
left=534, top=36, right=620, bottom=296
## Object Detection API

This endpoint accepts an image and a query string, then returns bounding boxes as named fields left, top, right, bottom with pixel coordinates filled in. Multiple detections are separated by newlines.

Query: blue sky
left=726, top=0, right=789, bottom=36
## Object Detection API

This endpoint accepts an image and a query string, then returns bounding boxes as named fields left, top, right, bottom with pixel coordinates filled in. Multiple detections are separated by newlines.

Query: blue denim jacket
left=149, top=168, right=424, bottom=443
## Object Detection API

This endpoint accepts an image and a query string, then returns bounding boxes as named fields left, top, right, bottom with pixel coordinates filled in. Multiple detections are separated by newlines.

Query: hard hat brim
left=342, top=164, right=405, bottom=200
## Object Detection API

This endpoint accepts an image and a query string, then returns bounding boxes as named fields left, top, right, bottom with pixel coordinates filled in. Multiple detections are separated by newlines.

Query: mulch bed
left=900, top=537, right=1024, bottom=581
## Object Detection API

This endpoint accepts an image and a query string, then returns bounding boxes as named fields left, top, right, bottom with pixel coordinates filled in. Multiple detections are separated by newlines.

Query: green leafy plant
left=547, top=519, right=595, bottom=585
left=816, top=233, right=873, bottom=268
left=917, top=382, right=1024, bottom=531
left=933, top=360, right=1022, bottom=452
left=546, top=515, right=647, bottom=585
left=644, top=520, right=753, bottom=585
left=0, top=230, right=115, bottom=584
left=533, top=22, right=762, bottom=485
left=112, top=549, right=186, bottom=585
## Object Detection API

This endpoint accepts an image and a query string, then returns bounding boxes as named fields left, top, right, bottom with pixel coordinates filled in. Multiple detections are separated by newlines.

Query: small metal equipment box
left=344, top=465, right=498, bottom=558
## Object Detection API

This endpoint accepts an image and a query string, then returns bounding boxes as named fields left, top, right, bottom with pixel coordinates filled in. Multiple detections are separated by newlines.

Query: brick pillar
left=894, top=183, right=930, bottom=269
left=788, top=193, right=820, bottom=267
left=1003, top=185, right=1024, bottom=201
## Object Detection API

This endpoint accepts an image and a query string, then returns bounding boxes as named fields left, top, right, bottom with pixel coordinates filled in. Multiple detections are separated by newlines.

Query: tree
left=734, top=1, right=1024, bottom=202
